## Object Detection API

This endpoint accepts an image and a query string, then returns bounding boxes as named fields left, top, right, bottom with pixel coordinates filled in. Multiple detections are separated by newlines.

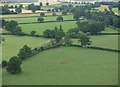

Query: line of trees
left=2, top=45, right=32, bottom=74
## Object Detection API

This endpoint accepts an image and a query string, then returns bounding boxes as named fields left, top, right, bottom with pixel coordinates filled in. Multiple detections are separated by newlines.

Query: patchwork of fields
left=2, top=3, right=119, bottom=85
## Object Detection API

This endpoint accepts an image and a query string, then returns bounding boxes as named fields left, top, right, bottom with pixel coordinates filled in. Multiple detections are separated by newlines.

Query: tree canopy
left=7, top=56, right=22, bottom=74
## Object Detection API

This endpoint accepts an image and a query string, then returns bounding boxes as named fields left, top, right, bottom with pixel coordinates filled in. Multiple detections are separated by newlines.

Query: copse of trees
left=72, top=4, right=119, bottom=29
left=5, top=20, right=24, bottom=35
left=7, top=56, right=22, bottom=74
left=18, top=45, right=32, bottom=60
left=78, top=33, right=92, bottom=47
left=43, top=26, right=65, bottom=43
left=76, top=20, right=105, bottom=35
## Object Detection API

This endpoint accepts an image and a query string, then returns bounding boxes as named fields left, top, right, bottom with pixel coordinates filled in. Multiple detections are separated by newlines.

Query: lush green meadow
left=101, top=27, right=118, bottom=33
left=19, top=21, right=117, bottom=35
left=95, top=5, right=119, bottom=15
left=72, top=35, right=119, bottom=50
left=2, top=47, right=118, bottom=85
left=20, top=21, right=77, bottom=34
left=1, top=35, right=49, bottom=60
left=2, top=4, right=119, bottom=85
left=4, top=15, right=73, bottom=23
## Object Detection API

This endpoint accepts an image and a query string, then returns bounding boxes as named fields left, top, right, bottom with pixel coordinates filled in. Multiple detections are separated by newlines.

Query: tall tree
left=37, top=17, right=44, bottom=23
left=78, top=33, right=92, bottom=47
left=56, top=16, right=63, bottom=22
left=18, top=45, right=32, bottom=60
left=7, top=56, right=22, bottom=74
left=15, top=6, right=22, bottom=14
left=30, top=30, right=36, bottom=36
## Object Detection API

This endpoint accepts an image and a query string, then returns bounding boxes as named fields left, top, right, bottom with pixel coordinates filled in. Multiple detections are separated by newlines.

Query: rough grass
left=1, top=35, right=50, bottom=60
left=2, top=47, right=118, bottom=85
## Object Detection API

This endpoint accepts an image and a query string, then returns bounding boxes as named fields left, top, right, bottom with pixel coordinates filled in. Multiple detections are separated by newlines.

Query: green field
left=2, top=47, right=118, bottom=85
left=20, top=21, right=77, bottom=34
left=101, top=27, right=118, bottom=33
left=20, top=22, right=117, bottom=35
left=4, top=15, right=73, bottom=23
left=72, top=35, right=119, bottom=50
left=1, top=35, right=50, bottom=60
left=95, top=5, right=119, bottom=15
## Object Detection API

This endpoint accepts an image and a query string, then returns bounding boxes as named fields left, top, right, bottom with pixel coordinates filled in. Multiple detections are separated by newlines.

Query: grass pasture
left=2, top=47, right=118, bottom=85
left=4, top=15, right=73, bottom=23
left=95, top=5, right=119, bottom=15
left=1, top=35, right=50, bottom=60
left=101, top=27, right=118, bottom=33
left=72, top=35, right=119, bottom=50
left=20, top=21, right=77, bottom=35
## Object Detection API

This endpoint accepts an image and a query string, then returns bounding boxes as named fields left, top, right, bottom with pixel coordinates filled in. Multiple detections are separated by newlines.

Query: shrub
left=2, top=60, right=8, bottom=68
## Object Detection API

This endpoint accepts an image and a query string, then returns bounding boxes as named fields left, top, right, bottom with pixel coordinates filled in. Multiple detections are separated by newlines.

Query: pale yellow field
left=0, top=1, right=61, bottom=6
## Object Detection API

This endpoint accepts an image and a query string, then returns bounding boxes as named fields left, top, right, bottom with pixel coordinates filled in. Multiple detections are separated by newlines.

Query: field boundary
left=18, top=19, right=76, bottom=24
left=62, top=44, right=120, bottom=53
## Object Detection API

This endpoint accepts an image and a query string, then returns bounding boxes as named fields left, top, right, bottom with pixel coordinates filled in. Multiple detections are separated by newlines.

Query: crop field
left=2, top=47, right=118, bottom=85
left=1, top=35, right=50, bottom=60
left=4, top=15, right=73, bottom=23
left=20, top=21, right=77, bottom=34
left=72, top=35, right=119, bottom=50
